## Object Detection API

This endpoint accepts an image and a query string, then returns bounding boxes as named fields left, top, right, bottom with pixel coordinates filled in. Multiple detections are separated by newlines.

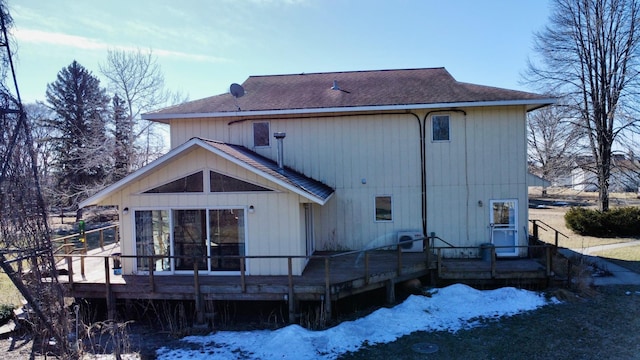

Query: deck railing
left=434, top=244, right=554, bottom=278
left=56, top=237, right=554, bottom=322
left=52, top=224, right=119, bottom=255
left=57, top=237, right=428, bottom=321
left=529, top=219, right=568, bottom=250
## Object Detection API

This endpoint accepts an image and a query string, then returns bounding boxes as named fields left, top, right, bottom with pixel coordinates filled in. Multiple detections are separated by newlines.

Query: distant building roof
left=143, top=68, right=555, bottom=121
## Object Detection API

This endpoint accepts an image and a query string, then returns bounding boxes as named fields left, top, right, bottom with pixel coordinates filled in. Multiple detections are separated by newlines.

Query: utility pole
left=0, top=3, right=70, bottom=355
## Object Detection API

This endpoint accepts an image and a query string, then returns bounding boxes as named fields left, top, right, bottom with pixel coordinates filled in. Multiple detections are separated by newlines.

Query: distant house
left=79, top=68, right=555, bottom=277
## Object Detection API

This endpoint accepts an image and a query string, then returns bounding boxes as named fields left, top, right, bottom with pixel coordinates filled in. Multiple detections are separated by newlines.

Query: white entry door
left=490, top=199, right=518, bottom=257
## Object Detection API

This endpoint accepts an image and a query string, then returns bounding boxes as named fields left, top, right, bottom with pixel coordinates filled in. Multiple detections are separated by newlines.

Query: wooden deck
left=55, top=244, right=553, bottom=321
left=58, top=248, right=431, bottom=302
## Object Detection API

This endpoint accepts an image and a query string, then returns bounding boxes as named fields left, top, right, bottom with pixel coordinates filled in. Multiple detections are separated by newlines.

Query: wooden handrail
left=529, top=219, right=569, bottom=249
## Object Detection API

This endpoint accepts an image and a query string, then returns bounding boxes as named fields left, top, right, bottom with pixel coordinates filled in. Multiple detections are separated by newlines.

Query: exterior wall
left=166, top=106, right=529, bottom=255
left=170, top=113, right=423, bottom=251
left=424, top=106, right=529, bottom=256
left=101, top=147, right=306, bottom=276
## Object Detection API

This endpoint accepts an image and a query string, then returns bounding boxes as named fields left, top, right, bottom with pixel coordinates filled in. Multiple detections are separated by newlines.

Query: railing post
left=67, top=256, right=74, bottom=289
left=545, top=246, right=552, bottom=276
left=324, top=257, right=331, bottom=320
left=397, top=245, right=402, bottom=276
left=194, top=259, right=204, bottom=324
left=80, top=255, right=86, bottom=280
left=240, top=257, right=246, bottom=293
left=490, top=247, right=496, bottom=278
left=364, top=252, right=370, bottom=285
left=287, top=257, right=295, bottom=323
left=99, top=229, right=104, bottom=250
left=149, top=256, right=155, bottom=292
left=105, top=257, right=114, bottom=320
left=426, top=236, right=432, bottom=268
left=532, top=220, right=539, bottom=240
left=437, top=248, right=442, bottom=276
left=554, top=231, right=559, bottom=250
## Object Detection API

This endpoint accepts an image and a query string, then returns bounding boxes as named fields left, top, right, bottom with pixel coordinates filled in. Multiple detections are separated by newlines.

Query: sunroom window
left=144, top=171, right=203, bottom=193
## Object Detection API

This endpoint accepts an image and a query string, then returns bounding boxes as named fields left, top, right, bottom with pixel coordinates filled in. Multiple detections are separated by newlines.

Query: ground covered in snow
left=156, top=284, right=558, bottom=360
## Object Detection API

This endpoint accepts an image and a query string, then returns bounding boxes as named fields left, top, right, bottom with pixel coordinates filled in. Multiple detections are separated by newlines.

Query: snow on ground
left=156, top=284, right=559, bottom=360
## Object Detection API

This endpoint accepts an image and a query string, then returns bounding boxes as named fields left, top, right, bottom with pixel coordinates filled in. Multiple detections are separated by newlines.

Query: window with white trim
left=375, top=195, right=392, bottom=222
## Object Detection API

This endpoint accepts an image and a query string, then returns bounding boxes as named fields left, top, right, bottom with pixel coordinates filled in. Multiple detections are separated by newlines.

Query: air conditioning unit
left=397, top=231, right=424, bottom=252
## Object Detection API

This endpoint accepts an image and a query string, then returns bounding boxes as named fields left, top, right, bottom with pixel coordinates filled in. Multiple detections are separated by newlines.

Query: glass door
left=209, top=209, right=245, bottom=271
left=490, top=199, right=518, bottom=257
left=173, top=209, right=207, bottom=271
left=134, top=210, right=170, bottom=272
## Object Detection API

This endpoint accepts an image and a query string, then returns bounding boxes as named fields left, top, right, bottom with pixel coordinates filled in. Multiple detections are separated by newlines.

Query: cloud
left=13, top=28, right=227, bottom=63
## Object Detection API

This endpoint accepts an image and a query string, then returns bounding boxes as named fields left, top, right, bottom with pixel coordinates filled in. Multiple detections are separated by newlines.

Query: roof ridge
left=247, top=67, right=447, bottom=79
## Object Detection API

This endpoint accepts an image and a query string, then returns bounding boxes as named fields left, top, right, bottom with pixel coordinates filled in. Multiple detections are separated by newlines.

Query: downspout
left=409, top=113, right=427, bottom=237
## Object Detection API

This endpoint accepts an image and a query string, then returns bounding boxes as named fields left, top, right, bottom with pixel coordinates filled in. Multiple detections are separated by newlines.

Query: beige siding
left=424, top=107, right=528, bottom=255
left=166, top=109, right=528, bottom=253
left=157, top=106, right=528, bottom=259
left=100, top=147, right=305, bottom=276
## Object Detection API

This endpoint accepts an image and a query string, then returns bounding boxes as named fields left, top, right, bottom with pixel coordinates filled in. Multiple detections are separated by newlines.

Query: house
left=79, top=68, right=555, bottom=278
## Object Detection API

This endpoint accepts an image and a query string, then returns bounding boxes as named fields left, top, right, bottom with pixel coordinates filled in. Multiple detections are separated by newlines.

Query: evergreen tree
left=45, top=60, right=110, bottom=207
left=112, top=93, right=132, bottom=181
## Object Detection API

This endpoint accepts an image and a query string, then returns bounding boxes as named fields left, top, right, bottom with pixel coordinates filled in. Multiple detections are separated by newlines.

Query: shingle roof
left=79, top=138, right=334, bottom=208
left=200, top=139, right=334, bottom=203
left=145, top=68, right=553, bottom=118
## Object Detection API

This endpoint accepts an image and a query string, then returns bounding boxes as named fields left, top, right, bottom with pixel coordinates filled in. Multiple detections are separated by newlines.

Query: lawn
left=529, top=206, right=636, bottom=250
left=339, top=286, right=640, bottom=359
left=592, top=245, right=640, bottom=273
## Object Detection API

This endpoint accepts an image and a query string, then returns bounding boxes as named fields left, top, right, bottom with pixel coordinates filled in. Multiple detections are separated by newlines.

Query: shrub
left=0, top=303, right=15, bottom=325
left=565, top=206, right=640, bottom=237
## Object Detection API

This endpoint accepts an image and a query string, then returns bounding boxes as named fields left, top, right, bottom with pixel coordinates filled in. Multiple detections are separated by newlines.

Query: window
left=253, top=122, right=270, bottom=147
left=134, top=210, right=170, bottom=272
left=209, top=209, right=245, bottom=271
left=144, top=171, right=203, bottom=193
left=375, top=196, right=392, bottom=222
left=210, top=171, right=272, bottom=192
left=133, top=207, right=246, bottom=273
left=432, top=115, right=450, bottom=141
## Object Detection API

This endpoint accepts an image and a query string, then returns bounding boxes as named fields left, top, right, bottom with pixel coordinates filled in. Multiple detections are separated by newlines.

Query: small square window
left=375, top=196, right=392, bottom=222
left=432, top=115, right=450, bottom=141
left=253, top=122, right=270, bottom=147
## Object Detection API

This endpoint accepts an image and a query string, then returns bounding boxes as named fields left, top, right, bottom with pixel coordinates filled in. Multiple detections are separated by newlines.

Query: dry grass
left=529, top=189, right=640, bottom=250
left=0, top=271, right=24, bottom=307
left=529, top=207, right=634, bottom=249
left=592, top=245, right=640, bottom=273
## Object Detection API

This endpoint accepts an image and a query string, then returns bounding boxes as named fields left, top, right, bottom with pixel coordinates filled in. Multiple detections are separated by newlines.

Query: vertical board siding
left=109, top=104, right=531, bottom=273
left=425, top=106, right=528, bottom=249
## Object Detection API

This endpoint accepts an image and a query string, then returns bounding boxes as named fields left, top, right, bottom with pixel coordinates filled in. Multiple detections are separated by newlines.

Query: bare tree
left=100, top=49, right=172, bottom=173
left=526, top=0, right=640, bottom=211
left=0, top=1, right=71, bottom=355
left=528, top=103, right=585, bottom=187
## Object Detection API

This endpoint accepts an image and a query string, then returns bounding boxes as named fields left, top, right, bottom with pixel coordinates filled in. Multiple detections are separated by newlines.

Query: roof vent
left=331, top=80, right=340, bottom=91
left=274, top=132, right=286, bottom=170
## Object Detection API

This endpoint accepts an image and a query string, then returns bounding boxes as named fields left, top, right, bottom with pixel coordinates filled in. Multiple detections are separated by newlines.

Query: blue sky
left=9, top=0, right=551, bottom=104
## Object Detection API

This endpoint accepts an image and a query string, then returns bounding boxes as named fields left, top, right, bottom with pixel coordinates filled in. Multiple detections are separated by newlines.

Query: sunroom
left=79, top=138, right=334, bottom=277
